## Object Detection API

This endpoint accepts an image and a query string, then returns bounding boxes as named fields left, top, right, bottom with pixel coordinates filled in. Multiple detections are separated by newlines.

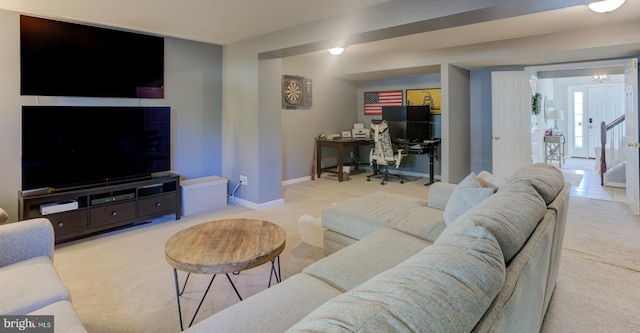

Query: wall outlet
left=239, top=175, right=248, bottom=186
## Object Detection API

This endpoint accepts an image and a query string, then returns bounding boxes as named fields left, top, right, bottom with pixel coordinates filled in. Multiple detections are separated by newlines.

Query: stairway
left=604, top=161, right=626, bottom=188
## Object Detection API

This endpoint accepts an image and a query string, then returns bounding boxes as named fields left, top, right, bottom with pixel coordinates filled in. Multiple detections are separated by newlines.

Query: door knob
left=494, top=136, right=501, bottom=140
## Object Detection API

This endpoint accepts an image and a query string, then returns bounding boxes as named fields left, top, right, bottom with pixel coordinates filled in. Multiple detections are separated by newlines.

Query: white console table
left=544, top=135, right=565, bottom=168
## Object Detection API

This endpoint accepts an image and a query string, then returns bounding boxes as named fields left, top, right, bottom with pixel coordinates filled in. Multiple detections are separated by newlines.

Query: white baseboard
left=283, top=176, right=311, bottom=186
left=231, top=196, right=284, bottom=210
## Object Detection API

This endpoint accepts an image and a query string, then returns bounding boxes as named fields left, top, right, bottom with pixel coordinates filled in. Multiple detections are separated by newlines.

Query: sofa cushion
left=0, top=218, right=54, bottom=267
left=509, top=163, right=564, bottom=204
left=29, top=300, right=87, bottom=333
left=0, top=256, right=70, bottom=314
left=427, top=182, right=457, bottom=210
left=444, top=172, right=494, bottom=225
left=304, top=228, right=432, bottom=292
left=442, top=178, right=547, bottom=264
left=287, top=221, right=505, bottom=333
left=322, top=192, right=445, bottom=242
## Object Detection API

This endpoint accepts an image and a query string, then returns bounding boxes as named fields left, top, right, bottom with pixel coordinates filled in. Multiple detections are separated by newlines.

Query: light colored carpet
left=51, top=172, right=640, bottom=332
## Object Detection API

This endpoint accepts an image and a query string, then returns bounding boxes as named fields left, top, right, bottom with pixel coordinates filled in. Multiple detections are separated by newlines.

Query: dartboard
left=283, top=79, right=302, bottom=105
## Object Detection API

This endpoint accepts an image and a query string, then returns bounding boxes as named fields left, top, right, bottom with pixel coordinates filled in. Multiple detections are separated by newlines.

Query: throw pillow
left=443, top=173, right=494, bottom=225
left=477, top=170, right=506, bottom=192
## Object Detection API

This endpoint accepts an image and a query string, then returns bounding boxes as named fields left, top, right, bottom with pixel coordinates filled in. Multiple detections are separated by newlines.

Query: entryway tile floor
left=557, top=158, right=626, bottom=203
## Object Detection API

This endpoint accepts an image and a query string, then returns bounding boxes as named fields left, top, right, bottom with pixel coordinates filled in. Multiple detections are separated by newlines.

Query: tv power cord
left=229, top=181, right=242, bottom=205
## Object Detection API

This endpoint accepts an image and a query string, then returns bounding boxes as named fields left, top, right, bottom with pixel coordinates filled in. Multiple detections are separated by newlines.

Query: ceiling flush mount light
left=588, top=0, right=626, bottom=13
left=328, top=47, right=345, bottom=56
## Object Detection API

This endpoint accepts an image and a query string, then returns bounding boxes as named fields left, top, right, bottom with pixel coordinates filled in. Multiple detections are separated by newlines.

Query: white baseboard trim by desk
left=283, top=176, right=312, bottom=186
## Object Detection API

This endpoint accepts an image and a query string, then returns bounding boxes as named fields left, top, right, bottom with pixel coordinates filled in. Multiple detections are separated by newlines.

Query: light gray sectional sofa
left=0, top=216, right=87, bottom=332
left=185, top=163, right=569, bottom=332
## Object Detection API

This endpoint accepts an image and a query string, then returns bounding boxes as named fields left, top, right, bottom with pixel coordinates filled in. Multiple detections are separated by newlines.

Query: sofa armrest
left=0, top=208, right=8, bottom=224
left=427, top=182, right=458, bottom=210
left=0, top=218, right=54, bottom=267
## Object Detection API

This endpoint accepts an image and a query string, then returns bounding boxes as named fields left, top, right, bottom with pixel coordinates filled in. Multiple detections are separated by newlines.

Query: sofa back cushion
left=441, top=178, right=547, bottom=264
left=472, top=211, right=556, bottom=333
left=509, top=163, right=565, bottom=204
left=287, top=221, right=505, bottom=333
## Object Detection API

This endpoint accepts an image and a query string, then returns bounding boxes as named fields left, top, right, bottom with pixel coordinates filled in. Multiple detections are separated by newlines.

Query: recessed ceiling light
left=328, top=47, right=345, bottom=55
left=588, top=0, right=625, bottom=13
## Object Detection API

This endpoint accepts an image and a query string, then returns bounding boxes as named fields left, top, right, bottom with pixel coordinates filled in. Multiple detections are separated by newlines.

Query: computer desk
left=397, top=139, right=441, bottom=186
left=316, top=138, right=372, bottom=182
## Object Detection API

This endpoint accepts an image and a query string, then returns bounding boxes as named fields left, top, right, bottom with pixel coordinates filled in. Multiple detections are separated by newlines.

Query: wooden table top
left=165, top=218, right=286, bottom=275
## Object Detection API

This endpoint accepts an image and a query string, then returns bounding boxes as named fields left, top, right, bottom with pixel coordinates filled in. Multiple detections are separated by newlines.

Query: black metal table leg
left=173, top=269, right=184, bottom=331
left=268, top=256, right=281, bottom=287
left=173, top=269, right=216, bottom=331
left=173, top=270, right=246, bottom=331
left=225, top=273, right=243, bottom=301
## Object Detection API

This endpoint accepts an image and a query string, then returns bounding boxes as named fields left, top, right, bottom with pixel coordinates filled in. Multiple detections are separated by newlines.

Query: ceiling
left=2, top=0, right=639, bottom=80
left=0, top=0, right=391, bottom=44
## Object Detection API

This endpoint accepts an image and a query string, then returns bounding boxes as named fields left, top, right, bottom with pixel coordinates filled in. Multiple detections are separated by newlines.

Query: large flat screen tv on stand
left=21, top=106, right=171, bottom=193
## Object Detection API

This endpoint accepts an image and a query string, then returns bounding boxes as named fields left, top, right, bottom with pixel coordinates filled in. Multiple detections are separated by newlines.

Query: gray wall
left=469, top=69, right=494, bottom=174
left=441, top=64, right=471, bottom=183
left=281, top=54, right=358, bottom=182
left=0, top=9, right=222, bottom=222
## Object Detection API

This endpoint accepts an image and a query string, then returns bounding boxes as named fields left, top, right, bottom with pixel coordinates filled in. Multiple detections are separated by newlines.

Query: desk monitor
left=382, top=106, right=406, bottom=122
left=407, top=106, right=430, bottom=122
left=406, top=122, right=430, bottom=142
left=386, top=121, right=406, bottom=140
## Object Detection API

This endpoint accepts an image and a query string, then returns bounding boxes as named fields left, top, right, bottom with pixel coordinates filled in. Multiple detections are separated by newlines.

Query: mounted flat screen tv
left=20, top=15, right=164, bottom=98
left=22, top=106, right=171, bottom=192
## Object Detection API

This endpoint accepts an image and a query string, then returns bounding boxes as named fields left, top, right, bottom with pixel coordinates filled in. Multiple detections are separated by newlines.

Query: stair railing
left=600, top=114, right=625, bottom=186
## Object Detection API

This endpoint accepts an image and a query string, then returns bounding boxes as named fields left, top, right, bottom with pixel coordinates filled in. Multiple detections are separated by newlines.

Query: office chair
left=367, top=119, right=406, bottom=185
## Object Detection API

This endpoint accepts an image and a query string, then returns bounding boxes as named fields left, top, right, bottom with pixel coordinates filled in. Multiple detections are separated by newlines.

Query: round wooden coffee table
left=165, top=218, right=286, bottom=330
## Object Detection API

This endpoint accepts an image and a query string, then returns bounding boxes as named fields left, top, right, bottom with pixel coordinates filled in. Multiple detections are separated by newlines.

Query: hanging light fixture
left=588, top=0, right=626, bottom=13
left=328, top=47, right=345, bottom=56
left=592, top=74, right=609, bottom=83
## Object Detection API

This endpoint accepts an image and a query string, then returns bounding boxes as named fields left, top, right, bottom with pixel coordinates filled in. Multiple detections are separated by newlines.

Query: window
left=574, top=91, right=584, bottom=148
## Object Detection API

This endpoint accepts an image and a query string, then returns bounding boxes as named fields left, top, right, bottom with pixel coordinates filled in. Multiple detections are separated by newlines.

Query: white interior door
left=624, top=58, right=639, bottom=215
left=492, top=71, right=533, bottom=179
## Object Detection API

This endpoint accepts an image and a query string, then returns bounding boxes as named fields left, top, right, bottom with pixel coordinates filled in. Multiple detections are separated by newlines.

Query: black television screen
left=22, top=106, right=171, bottom=191
left=406, top=122, right=430, bottom=142
left=381, top=106, right=407, bottom=122
left=20, top=15, right=164, bottom=98
left=407, top=106, right=431, bottom=122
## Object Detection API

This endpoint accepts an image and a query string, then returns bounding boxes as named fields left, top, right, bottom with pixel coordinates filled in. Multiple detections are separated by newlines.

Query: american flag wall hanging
left=363, top=90, right=403, bottom=115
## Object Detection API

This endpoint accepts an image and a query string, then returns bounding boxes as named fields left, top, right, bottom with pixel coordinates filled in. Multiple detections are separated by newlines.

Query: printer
left=352, top=123, right=370, bottom=139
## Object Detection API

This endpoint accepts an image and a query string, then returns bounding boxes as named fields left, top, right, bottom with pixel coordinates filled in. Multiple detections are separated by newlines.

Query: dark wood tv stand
left=18, top=173, right=181, bottom=244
